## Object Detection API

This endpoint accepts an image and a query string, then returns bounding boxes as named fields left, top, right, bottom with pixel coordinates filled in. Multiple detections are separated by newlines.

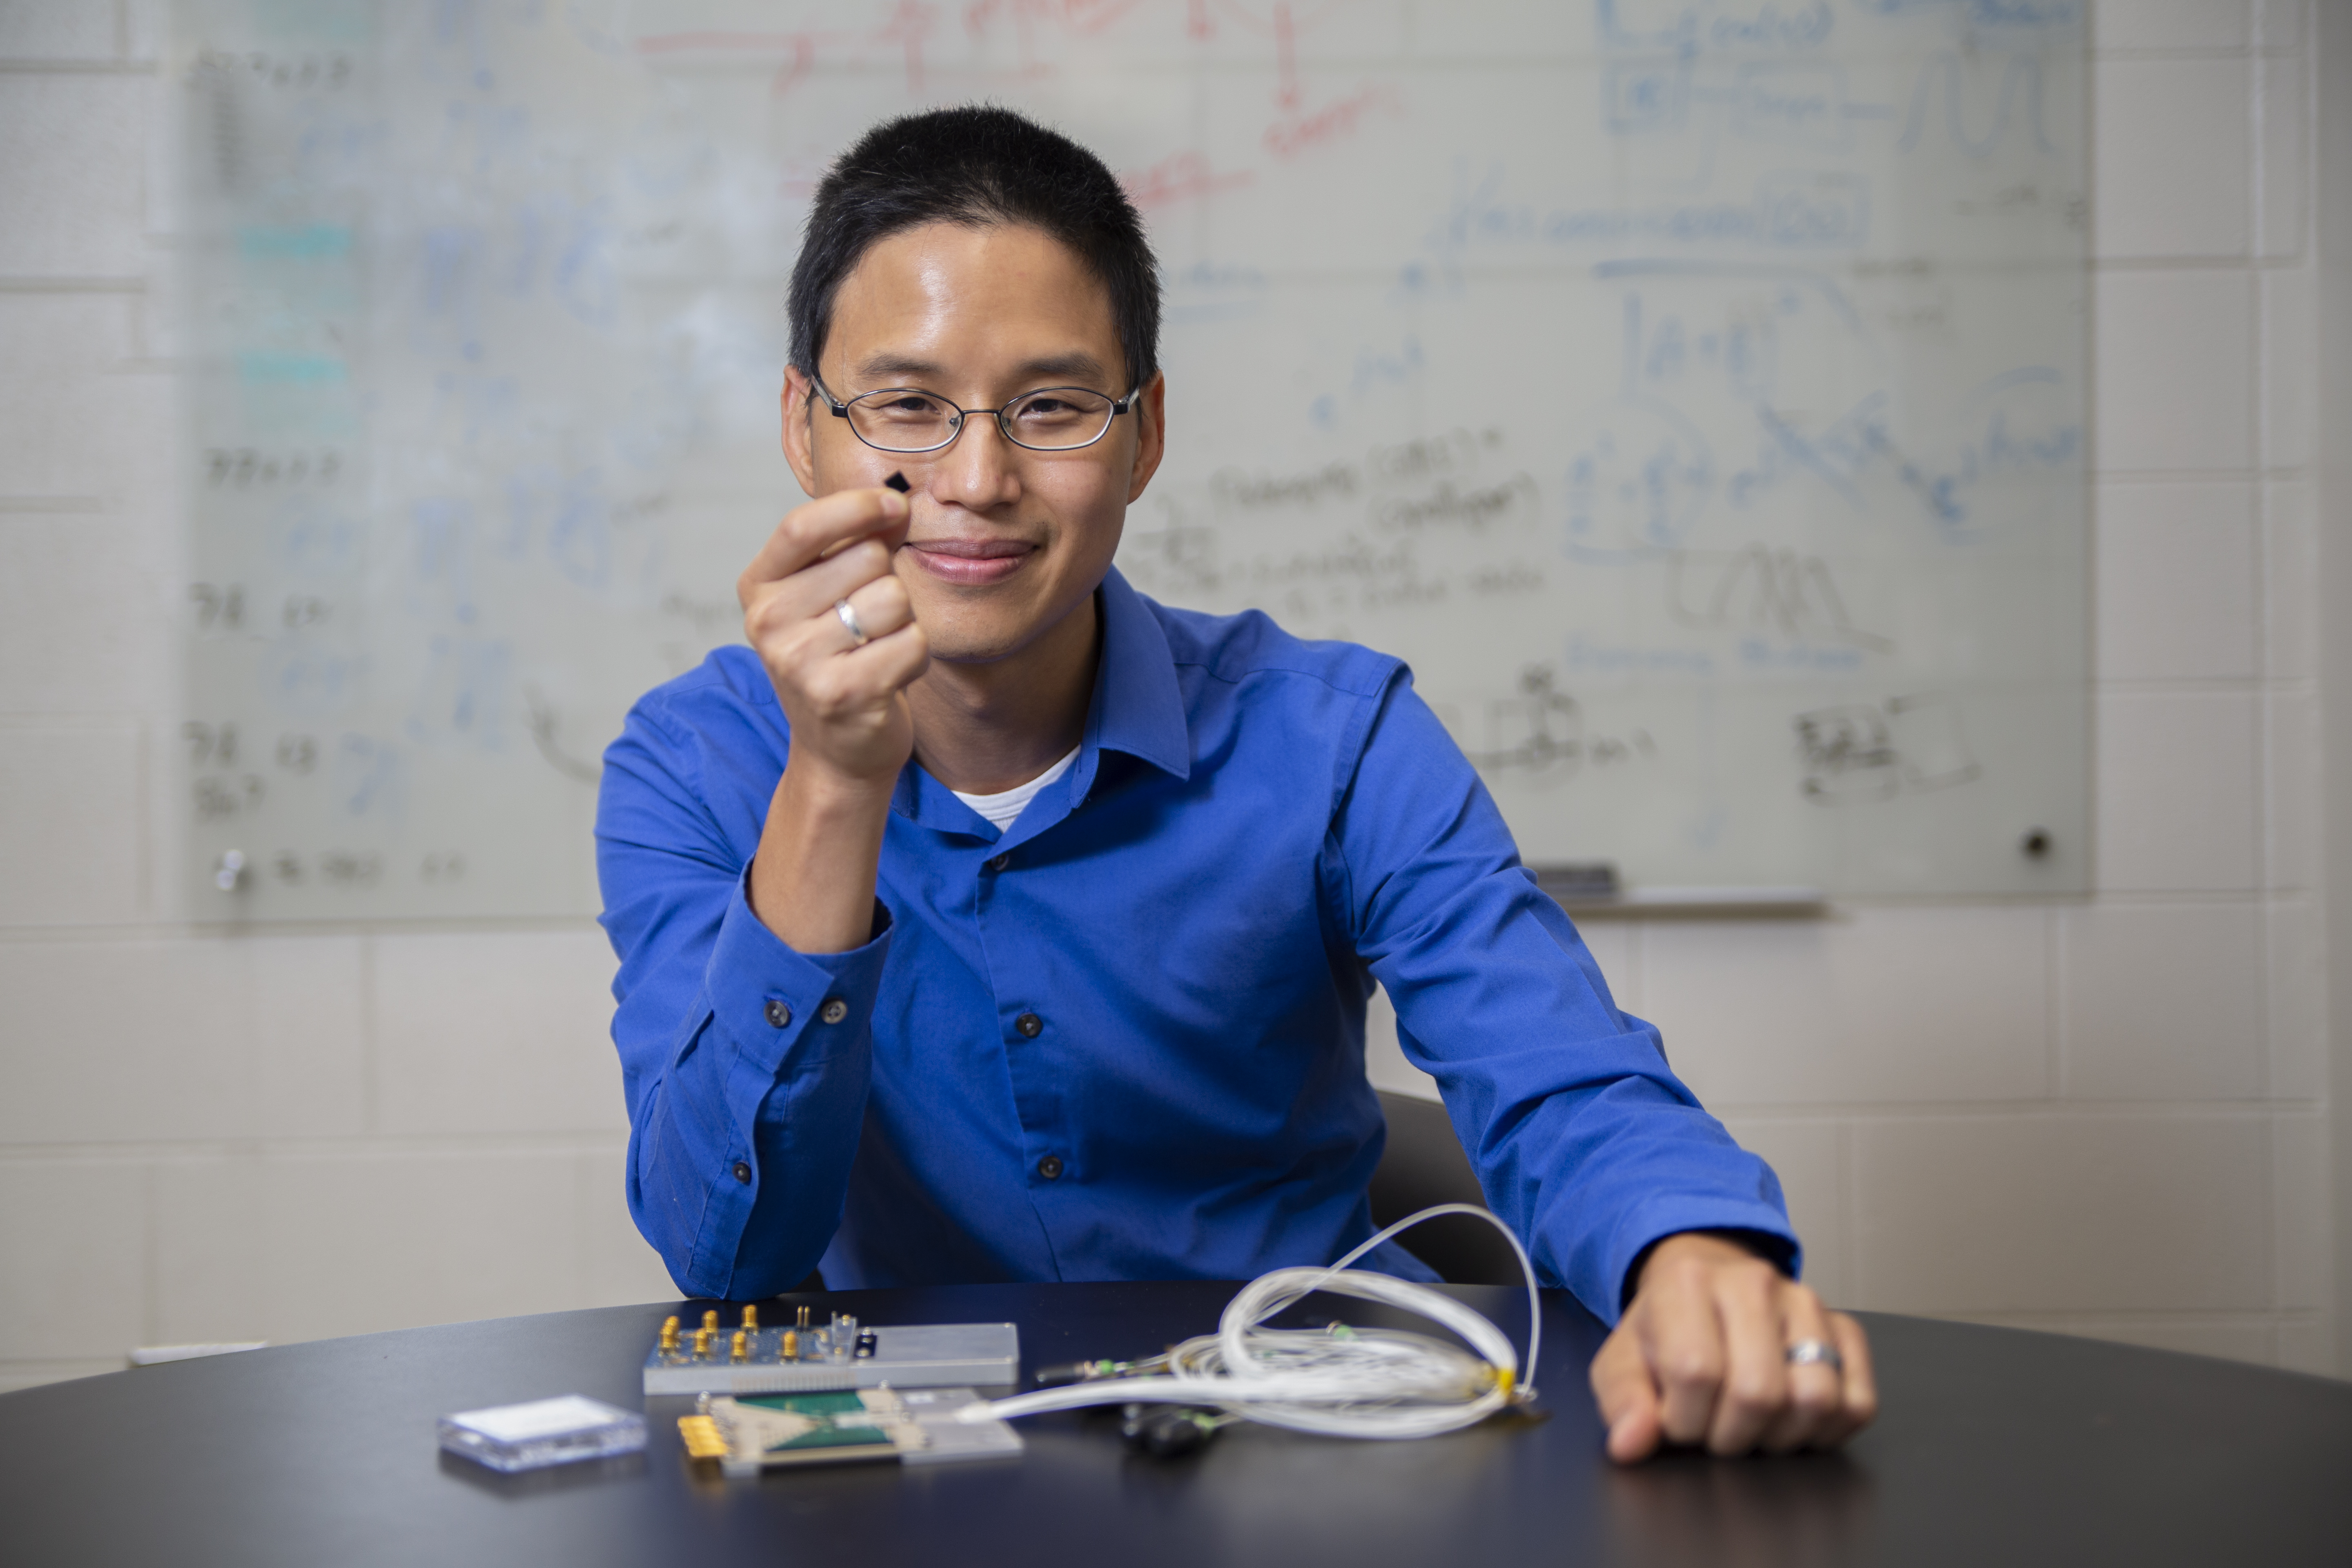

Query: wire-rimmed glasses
left=811, top=373, right=1139, bottom=454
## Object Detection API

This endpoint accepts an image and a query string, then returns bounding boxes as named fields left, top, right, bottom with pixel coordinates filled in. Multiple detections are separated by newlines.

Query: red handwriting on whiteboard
left=875, top=0, right=941, bottom=94
left=1265, top=83, right=1404, bottom=159
left=1192, top=0, right=1346, bottom=110
left=1121, top=151, right=1255, bottom=209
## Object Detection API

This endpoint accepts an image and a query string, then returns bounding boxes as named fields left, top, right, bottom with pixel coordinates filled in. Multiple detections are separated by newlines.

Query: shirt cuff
left=1604, top=1196, right=1804, bottom=1323
left=703, top=867, right=893, bottom=1076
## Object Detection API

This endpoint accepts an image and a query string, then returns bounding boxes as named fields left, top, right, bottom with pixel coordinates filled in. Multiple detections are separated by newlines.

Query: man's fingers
left=834, top=571, right=915, bottom=649
left=1588, top=1325, right=1664, bottom=1463
left=741, top=486, right=909, bottom=588
left=1603, top=1233, right=1884, bottom=1461
left=1760, top=1285, right=1843, bottom=1453
left=798, top=615, right=925, bottom=713
left=1818, top=1311, right=1879, bottom=1446
left=826, top=621, right=929, bottom=702
left=751, top=538, right=893, bottom=621
left=1703, top=1264, right=1788, bottom=1455
left=1639, top=1261, right=1726, bottom=1447
left=742, top=538, right=897, bottom=648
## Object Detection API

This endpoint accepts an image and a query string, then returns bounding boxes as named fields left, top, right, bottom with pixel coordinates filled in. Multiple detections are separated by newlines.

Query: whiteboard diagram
left=174, top=0, right=2087, bottom=919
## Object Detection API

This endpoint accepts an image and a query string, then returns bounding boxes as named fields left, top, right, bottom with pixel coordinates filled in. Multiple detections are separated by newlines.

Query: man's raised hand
left=737, top=485, right=926, bottom=788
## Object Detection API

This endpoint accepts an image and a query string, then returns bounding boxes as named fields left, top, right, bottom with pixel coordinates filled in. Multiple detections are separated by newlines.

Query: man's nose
left=929, top=410, right=1023, bottom=511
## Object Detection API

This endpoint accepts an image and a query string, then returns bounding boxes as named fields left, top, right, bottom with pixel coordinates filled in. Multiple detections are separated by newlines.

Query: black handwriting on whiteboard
left=189, top=584, right=244, bottom=630
left=183, top=721, right=237, bottom=766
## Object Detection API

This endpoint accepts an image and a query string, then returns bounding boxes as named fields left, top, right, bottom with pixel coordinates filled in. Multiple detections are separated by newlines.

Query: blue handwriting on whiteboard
left=1431, top=164, right=1869, bottom=254
left=1567, top=634, right=1717, bottom=675
left=1857, top=0, right=2078, bottom=28
left=1595, top=0, right=1833, bottom=54
left=1897, top=52, right=2057, bottom=157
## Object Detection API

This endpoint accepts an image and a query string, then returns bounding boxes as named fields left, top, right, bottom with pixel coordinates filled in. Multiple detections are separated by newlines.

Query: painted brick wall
left=0, top=0, right=2333, bottom=1391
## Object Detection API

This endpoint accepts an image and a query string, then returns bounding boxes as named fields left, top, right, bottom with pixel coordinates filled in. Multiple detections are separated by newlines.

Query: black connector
left=1121, top=1404, right=1221, bottom=1459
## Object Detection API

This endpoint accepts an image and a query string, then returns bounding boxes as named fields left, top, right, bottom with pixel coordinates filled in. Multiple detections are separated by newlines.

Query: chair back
left=1368, top=1090, right=1528, bottom=1286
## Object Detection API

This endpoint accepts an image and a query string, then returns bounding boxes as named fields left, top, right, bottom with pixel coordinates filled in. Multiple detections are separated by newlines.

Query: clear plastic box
left=437, top=1394, right=647, bottom=1473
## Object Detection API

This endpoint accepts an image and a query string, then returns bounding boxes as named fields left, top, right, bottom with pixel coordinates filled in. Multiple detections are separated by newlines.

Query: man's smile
left=902, top=535, right=1037, bottom=586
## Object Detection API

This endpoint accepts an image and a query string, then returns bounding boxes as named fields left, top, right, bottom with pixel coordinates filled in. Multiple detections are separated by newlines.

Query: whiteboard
left=173, top=0, right=2088, bottom=920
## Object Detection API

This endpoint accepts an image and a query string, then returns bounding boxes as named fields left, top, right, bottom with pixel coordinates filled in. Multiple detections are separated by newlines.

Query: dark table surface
left=4, top=1281, right=2350, bottom=1566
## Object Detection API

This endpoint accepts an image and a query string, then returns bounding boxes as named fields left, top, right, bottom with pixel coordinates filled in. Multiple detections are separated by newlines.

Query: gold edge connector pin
left=677, top=1414, right=728, bottom=1462
left=797, top=1305, right=811, bottom=1330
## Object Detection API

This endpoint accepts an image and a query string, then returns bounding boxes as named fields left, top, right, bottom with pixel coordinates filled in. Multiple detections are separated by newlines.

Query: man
left=597, top=106, right=1873, bottom=1462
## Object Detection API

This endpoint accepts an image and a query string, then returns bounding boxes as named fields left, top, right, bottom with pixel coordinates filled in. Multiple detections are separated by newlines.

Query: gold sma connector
left=659, top=1315, right=681, bottom=1356
left=741, top=1305, right=759, bottom=1333
left=730, top=1330, right=749, bottom=1363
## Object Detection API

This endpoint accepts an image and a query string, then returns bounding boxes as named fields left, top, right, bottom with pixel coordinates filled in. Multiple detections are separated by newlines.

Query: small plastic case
left=438, top=1394, right=647, bottom=1473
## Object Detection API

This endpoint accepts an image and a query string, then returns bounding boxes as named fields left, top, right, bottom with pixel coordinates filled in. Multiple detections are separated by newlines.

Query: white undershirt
left=949, top=746, right=1081, bottom=831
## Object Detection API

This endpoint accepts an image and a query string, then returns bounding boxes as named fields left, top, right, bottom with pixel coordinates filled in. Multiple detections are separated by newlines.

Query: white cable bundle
left=960, top=1203, right=1542, bottom=1440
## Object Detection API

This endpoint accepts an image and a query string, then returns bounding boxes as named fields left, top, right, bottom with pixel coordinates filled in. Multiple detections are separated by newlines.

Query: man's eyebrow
left=852, top=351, right=1113, bottom=387
left=1008, top=351, right=1110, bottom=384
left=855, top=352, right=948, bottom=382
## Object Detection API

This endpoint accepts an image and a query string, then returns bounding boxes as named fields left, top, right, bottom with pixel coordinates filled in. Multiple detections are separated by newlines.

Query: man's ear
left=1125, top=372, right=1168, bottom=505
left=781, top=367, right=822, bottom=498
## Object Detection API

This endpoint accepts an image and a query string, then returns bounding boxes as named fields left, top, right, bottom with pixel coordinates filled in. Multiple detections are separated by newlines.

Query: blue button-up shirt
left=597, top=568, right=1796, bottom=1321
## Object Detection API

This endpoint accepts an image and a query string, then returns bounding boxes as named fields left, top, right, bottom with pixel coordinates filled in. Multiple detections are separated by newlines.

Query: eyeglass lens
left=846, top=387, right=1116, bottom=453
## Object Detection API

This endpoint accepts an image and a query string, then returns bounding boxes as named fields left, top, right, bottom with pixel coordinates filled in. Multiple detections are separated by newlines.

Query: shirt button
left=731, top=1160, right=752, bottom=1184
left=763, top=998, right=792, bottom=1029
left=1036, top=1155, right=1064, bottom=1180
left=1015, top=1012, right=1043, bottom=1039
left=820, top=997, right=849, bottom=1025
left=986, top=853, right=1011, bottom=872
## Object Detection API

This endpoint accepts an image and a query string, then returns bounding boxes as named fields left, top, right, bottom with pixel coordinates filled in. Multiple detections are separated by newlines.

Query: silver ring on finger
left=833, top=597, right=869, bottom=648
left=1784, top=1339, right=1843, bottom=1373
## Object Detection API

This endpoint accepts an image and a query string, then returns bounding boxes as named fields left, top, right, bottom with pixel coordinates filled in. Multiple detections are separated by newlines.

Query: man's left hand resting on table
left=1591, top=1231, right=1878, bottom=1461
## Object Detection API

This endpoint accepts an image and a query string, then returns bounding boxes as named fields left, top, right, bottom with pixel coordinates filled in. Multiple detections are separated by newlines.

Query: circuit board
left=643, top=1308, right=1020, bottom=1396
left=677, top=1387, right=1023, bottom=1476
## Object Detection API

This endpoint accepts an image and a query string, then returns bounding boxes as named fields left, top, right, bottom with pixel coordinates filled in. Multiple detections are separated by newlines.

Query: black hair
left=787, top=105, right=1160, bottom=394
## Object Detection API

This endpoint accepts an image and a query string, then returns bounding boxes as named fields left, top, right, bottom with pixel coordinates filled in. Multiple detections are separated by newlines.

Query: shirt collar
left=889, top=566, right=1192, bottom=831
left=1085, top=566, right=1192, bottom=783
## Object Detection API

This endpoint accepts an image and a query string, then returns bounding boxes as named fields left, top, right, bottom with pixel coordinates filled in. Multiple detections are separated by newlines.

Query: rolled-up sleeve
left=597, top=692, right=892, bottom=1300
left=1329, top=668, right=1800, bottom=1324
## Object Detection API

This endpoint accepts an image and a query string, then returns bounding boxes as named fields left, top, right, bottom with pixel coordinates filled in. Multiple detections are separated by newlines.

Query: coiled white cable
left=960, top=1203, right=1541, bottom=1440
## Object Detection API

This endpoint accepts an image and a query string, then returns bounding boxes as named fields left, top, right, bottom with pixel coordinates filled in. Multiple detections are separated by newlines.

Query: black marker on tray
left=884, top=471, right=910, bottom=493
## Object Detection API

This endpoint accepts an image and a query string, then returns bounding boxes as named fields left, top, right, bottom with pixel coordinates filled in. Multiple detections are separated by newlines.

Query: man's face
left=782, top=221, right=1165, bottom=665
